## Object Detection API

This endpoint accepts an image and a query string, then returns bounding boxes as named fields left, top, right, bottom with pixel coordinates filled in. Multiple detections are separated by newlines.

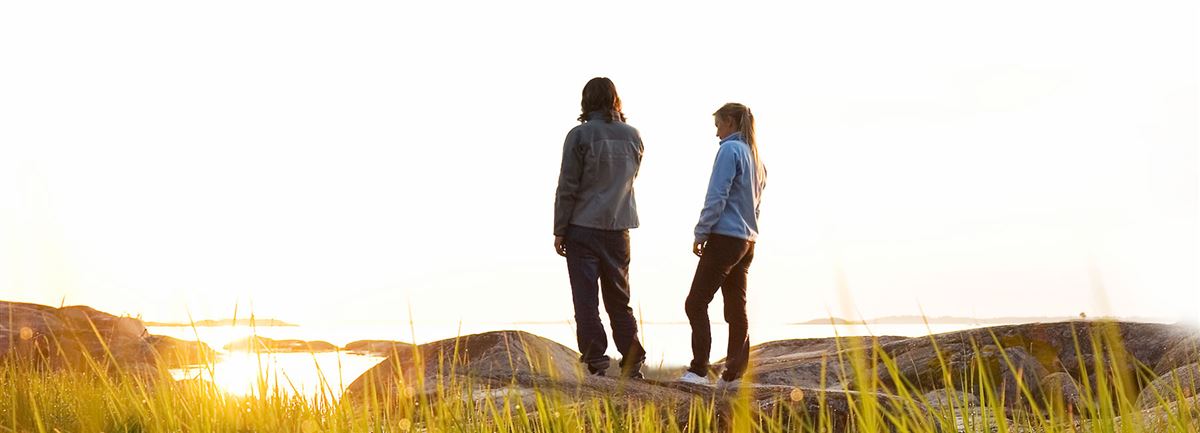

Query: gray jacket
left=554, top=111, right=643, bottom=236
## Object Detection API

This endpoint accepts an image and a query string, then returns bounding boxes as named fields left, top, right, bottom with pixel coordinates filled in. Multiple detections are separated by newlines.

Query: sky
left=1, top=1, right=1196, bottom=325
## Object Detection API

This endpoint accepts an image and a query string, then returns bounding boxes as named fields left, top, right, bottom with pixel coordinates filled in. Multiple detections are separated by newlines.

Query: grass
left=1, top=319, right=1197, bottom=432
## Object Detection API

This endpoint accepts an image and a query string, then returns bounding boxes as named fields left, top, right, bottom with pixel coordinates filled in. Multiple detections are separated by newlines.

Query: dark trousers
left=565, top=225, right=646, bottom=375
left=685, top=234, right=755, bottom=381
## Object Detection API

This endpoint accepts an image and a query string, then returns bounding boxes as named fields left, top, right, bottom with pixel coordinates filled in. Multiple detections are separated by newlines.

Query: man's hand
left=693, top=241, right=705, bottom=257
left=555, top=236, right=567, bottom=257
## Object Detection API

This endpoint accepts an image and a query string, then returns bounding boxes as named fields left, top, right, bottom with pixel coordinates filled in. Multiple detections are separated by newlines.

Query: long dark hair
left=578, top=77, right=626, bottom=123
left=714, top=103, right=765, bottom=191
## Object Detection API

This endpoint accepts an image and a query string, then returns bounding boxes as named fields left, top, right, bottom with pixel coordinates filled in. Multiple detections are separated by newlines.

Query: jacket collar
left=720, top=131, right=745, bottom=143
left=587, top=110, right=620, bottom=122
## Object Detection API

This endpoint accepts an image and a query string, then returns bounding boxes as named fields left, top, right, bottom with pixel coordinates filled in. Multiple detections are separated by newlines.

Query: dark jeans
left=565, top=225, right=646, bottom=375
left=685, top=233, right=755, bottom=381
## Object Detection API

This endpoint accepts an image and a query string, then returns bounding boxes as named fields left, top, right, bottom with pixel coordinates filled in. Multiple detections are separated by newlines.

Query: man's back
left=553, top=112, right=643, bottom=236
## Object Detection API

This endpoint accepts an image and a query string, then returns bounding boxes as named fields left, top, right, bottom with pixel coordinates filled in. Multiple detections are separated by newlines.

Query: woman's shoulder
left=719, top=139, right=751, bottom=153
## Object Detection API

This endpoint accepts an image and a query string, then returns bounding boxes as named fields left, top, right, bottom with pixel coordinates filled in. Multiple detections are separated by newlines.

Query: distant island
left=144, top=318, right=297, bottom=327
left=794, top=315, right=1126, bottom=325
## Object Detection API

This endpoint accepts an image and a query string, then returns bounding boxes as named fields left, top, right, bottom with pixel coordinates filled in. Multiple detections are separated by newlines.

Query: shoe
left=619, top=359, right=645, bottom=379
left=677, top=371, right=710, bottom=385
left=717, top=378, right=741, bottom=389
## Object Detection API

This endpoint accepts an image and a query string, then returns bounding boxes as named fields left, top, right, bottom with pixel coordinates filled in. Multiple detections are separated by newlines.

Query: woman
left=678, top=102, right=766, bottom=387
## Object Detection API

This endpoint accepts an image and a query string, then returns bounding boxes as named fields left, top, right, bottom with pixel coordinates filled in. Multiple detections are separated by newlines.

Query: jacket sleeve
left=694, top=144, right=739, bottom=243
left=634, top=130, right=645, bottom=175
left=553, top=129, right=582, bottom=237
left=755, top=164, right=767, bottom=219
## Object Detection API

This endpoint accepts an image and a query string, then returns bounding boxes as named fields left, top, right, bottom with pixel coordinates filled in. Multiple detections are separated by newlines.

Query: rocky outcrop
left=1, top=301, right=214, bottom=371
left=344, top=330, right=584, bottom=399
left=1154, top=334, right=1199, bottom=375
left=2, top=302, right=147, bottom=366
left=851, top=322, right=1189, bottom=395
left=753, top=385, right=923, bottom=433
left=342, top=322, right=1199, bottom=422
left=923, top=388, right=979, bottom=409
left=1082, top=395, right=1200, bottom=432
left=1135, top=363, right=1200, bottom=410
left=735, top=321, right=1200, bottom=419
left=713, top=336, right=905, bottom=389
left=996, top=346, right=1051, bottom=408
left=1038, top=372, right=1083, bottom=413
left=344, top=330, right=927, bottom=432
left=741, top=336, right=908, bottom=365
left=223, top=336, right=338, bottom=352
left=146, top=334, right=218, bottom=365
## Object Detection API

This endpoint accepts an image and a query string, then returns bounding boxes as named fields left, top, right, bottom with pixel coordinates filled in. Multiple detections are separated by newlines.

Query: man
left=553, top=77, right=646, bottom=378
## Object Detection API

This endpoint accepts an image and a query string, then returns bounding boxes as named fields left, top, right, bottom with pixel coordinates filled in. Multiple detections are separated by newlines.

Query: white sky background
left=1, top=1, right=1196, bottom=325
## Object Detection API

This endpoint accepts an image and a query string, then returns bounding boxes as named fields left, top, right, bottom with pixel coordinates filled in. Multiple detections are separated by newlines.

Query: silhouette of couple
left=553, top=77, right=766, bottom=387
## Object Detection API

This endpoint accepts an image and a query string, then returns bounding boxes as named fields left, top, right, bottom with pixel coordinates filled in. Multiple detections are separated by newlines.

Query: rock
left=923, top=388, right=979, bottom=409
left=996, top=347, right=1050, bottom=408
left=1135, top=363, right=1200, bottom=410
left=1079, top=395, right=1200, bottom=432
left=1154, top=334, right=1199, bottom=375
left=344, top=330, right=585, bottom=399
left=865, top=321, right=1186, bottom=394
left=716, top=336, right=904, bottom=389
left=698, top=321, right=1193, bottom=413
left=756, top=385, right=925, bottom=433
left=727, top=320, right=1195, bottom=421
left=949, top=407, right=1015, bottom=433
left=52, top=315, right=1187, bottom=432
left=517, top=376, right=701, bottom=422
left=1051, top=322, right=1190, bottom=396
left=1, top=301, right=152, bottom=368
left=1003, top=347, right=1050, bottom=380
left=343, top=330, right=931, bottom=433
left=468, top=379, right=899, bottom=432
left=1038, top=372, right=1082, bottom=413
left=740, top=336, right=908, bottom=365
left=146, top=334, right=218, bottom=366
left=223, top=336, right=338, bottom=352
left=341, top=331, right=718, bottom=427
left=343, top=340, right=414, bottom=357
left=0, top=300, right=215, bottom=373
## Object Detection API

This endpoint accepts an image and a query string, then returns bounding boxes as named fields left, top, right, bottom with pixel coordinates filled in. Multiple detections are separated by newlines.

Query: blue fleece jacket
left=694, top=132, right=765, bottom=243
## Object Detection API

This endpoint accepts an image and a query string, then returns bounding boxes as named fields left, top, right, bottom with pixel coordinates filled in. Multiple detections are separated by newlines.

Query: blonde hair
left=714, top=103, right=766, bottom=191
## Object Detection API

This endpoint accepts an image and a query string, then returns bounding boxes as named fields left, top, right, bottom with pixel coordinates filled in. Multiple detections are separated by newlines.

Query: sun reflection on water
left=171, top=351, right=385, bottom=398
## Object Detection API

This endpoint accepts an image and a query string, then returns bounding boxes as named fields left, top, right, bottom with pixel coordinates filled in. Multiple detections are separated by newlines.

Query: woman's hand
left=555, top=236, right=567, bottom=257
left=693, top=241, right=705, bottom=257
